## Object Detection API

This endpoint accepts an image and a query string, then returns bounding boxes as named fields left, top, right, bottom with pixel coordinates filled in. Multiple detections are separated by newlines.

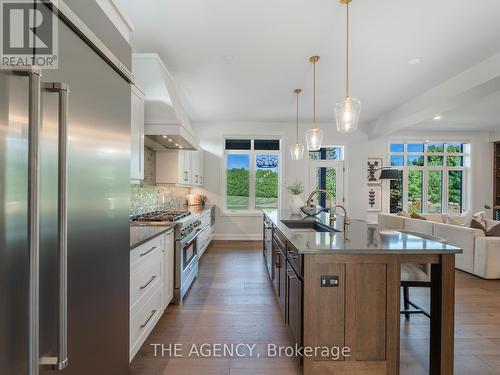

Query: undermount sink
left=281, top=220, right=339, bottom=233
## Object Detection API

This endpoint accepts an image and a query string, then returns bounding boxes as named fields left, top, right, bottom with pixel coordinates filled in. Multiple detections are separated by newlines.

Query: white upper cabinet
left=192, top=150, right=204, bottom=186
left=130, top=85, right=145, bottom=180
left=96, top=0, right=135, bottom=43
left=156, top=150, right=204, bottom=187
left=156, top=150, right=191, bottom=186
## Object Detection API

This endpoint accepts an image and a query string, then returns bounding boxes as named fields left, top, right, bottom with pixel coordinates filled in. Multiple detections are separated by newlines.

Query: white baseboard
left=214, top=233, right=262, bottom=241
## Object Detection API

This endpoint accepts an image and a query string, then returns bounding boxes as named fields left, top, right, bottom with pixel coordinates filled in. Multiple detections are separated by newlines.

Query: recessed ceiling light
left=433, top=115, right=442, bottom=120
left=167, top=138, right=173, bottom=142
left=408, top=57, right=422, bottom=65
left=179, top=146, right=183, bottom=149
left=162, top=135, right=168, bottom=139
left=222, top=54, right=234, bottom=62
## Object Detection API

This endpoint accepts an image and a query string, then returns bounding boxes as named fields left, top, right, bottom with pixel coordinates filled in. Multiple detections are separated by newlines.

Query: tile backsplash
left=130, top=146, right=190, bottom=215
left=130, top=184, right=190, bottom=215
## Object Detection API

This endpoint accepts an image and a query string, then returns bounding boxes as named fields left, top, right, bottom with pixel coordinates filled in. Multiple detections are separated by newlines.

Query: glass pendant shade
left=305, top=128, right=323, bottom=151
left=335, top=96, right=361, bottom=133
left=290, top=143, right=305, bottom=161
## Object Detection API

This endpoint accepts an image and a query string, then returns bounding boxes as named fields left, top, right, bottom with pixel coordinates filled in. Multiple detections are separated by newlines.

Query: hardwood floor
left=130, top=241, right=500, bottom=375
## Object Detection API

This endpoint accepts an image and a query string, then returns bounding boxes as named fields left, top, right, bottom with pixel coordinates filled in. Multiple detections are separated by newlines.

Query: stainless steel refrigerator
left=1, top=1, right=131, bottom=374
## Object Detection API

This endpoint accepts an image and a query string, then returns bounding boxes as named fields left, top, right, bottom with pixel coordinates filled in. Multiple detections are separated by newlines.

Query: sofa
left=378, top=213, right=500, bottom=279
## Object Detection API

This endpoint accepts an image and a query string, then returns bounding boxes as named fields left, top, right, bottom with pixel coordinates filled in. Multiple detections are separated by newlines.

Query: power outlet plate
left=321, top=276, right=339, bottom=287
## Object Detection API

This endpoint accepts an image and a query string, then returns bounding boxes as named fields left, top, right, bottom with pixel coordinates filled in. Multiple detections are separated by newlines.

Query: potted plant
left=200, top=194, right=208, bottom=206
left=287, top=181, right=305, bottom=215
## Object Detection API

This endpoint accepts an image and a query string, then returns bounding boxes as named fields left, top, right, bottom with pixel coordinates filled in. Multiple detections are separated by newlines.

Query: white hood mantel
left=132, top=53, right=199, bottom=150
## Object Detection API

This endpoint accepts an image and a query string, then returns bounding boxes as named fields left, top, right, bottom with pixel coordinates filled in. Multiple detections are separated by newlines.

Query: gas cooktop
left=130, top=210, right=191, bottom=223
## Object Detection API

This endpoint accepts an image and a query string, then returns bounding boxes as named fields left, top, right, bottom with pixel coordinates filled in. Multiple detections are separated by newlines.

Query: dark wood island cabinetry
left=263, top=210, right=461, bottom=375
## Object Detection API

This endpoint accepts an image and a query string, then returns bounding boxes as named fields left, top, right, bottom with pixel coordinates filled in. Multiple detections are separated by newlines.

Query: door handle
left=12, top=67, right=42, bottom=375
left=40, top=82, right=70, bottom=371
left=287, top=269, right=297, bottom=280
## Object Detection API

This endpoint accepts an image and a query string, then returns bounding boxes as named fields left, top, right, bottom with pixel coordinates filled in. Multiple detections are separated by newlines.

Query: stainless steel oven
left=174, top=220, right=202, bottom=304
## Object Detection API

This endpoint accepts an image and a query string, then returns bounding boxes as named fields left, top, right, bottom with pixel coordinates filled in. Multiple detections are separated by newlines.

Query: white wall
left=491, top=130, right=500, bottom=142
left=192, top=121, right=370, bottom=240
left=192, top=122, right=494, bottom=240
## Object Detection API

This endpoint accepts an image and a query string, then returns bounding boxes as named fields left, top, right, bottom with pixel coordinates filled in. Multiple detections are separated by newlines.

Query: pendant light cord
left=313, top=60, right=316, bottom=126
left=345, top=2, right=350, bottom=99
left=296, top=91, right=299, bottom=141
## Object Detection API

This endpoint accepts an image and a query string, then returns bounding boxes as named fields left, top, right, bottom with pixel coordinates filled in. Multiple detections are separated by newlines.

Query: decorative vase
left=290, top=194, right=304, bottom=215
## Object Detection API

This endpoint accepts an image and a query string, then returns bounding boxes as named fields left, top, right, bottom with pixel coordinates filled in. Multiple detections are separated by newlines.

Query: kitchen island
left=263, top=209, right=461, bottom=375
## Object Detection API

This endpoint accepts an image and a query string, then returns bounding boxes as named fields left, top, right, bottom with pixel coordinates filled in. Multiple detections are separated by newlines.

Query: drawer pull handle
left=140, top=310, right=157, bottom=329
left=139, top=275, right=157, bottom=290
left=139, top=246, right=157, bottom=257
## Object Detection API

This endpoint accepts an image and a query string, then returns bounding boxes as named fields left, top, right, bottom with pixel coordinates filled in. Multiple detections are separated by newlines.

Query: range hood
left=132, top=53, right=199, bottom=150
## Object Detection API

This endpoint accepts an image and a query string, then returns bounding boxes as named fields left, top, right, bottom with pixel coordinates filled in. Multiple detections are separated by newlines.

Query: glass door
left=308, top=161, right=344, bottom=209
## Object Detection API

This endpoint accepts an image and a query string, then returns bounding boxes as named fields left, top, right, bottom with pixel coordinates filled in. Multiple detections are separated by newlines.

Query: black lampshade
left=379, top=169, right=401, bottom=180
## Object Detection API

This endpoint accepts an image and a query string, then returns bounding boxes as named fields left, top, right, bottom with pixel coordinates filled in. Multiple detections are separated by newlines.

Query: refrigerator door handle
left=40, top=82, right=70, bottom=371
left=11, top=66, right=43, bottom=375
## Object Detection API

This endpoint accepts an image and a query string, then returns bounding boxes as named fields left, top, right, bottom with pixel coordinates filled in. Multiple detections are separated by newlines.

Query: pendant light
left=305, top=56, right=323, bottom=151
left=335, top=0, right=361, bottom=133
left=290, top=89, right=305, bottom=160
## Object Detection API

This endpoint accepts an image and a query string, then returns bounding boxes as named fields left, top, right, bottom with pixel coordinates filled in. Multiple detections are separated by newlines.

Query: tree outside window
left=389, top=142, right=467, bottom=214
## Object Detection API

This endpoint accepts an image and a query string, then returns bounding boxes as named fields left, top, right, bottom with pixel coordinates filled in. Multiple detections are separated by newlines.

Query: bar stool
left=399, top=230, right=448, bottom=320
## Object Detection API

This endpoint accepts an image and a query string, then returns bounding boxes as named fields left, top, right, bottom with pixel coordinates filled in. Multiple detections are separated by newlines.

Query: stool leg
left=404, top=286, right=410, bottom=320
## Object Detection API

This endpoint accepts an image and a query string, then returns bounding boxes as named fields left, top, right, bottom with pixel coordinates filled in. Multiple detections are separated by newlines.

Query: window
left=389, top=142, right=468, bottom=214
left=308, top=146, right=345, bottom=208
left=223, top=138, right=281, bottom=214
left=309, top=146, right=344, bottom=161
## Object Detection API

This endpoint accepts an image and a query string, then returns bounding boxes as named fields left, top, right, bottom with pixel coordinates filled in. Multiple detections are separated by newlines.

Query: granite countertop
left=130, top=224, right=174, bottom=250
left=184, top=204, right=215, bottom=216
left=130, top=205, right=215, bottom=249
left=263, top=209, right=462, bottom=255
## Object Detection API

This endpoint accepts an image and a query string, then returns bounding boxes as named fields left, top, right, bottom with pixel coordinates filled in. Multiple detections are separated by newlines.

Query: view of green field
left=226, top=154, right=279, bottom=210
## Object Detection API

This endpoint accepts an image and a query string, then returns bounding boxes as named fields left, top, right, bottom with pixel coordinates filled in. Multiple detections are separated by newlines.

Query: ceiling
left=407, top=91, right=500, bottom=132
left=120, top=0, right=500, bottom=130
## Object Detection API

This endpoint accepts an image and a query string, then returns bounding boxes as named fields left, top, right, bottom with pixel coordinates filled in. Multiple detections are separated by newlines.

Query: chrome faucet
left=331, top=204, right=351, bottom=233
left=305, top=189, right=337, bottom=228
left=304, top=189, right=351, bottom=232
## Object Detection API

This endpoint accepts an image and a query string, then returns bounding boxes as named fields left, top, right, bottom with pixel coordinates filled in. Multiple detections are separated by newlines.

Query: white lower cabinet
left=129, top=229, right=175, bottom=362
left=163, top=229, right=174, bottom=308
left=129, top=287, right=163, bottom=361
left=197, top=210, right=214, bottom=258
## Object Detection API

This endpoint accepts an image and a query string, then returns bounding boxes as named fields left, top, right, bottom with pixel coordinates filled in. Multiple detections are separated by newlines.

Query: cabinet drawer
left=200, top=211, right=211, bottom=228
left=287, top=242, right=302, bottom=278
left=273, top=229, right=286, bottom=251
left=130, top=235, right=164, bottom=273
left=130, top=286, right=164, bottom=361
left=130, top=251, right=163, bottom=309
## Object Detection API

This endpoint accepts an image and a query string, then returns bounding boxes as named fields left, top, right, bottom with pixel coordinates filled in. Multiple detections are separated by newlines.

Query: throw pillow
left=473, top=211, right=486, bottom=226
left=410, top=212, right=427, bottom=220
left=488, top=223, right=500, bottom=237
left=446, top=210, right=473, bottom=226
left=471, top=218, right=487, bottom=234
left=397, top=210, right=411, bottom=218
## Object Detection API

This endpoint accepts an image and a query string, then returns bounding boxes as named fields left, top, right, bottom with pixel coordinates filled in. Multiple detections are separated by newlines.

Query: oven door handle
left=181, top=228, right=203, bottom=247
